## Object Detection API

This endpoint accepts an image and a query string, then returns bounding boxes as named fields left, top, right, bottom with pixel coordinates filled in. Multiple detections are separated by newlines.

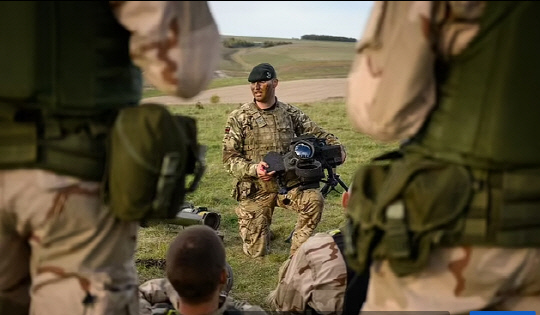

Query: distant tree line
left=301, top=34, right=357, bottom=42
left=223, top=37, right=293, bottom=48
left=222, top=35, right=356, bottom=48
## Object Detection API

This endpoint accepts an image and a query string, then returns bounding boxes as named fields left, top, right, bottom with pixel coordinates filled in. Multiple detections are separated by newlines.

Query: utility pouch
left=0, top=121, right=37, bottom=165
left=0, top=103, right=37, bottom=165
left=454, top=167, right=540, bottom=247
left=233, top=180, right=256, bottom=201
left=107, top=103, right=205, bottom=222
left=0, top=107, right=109, bottom=180
left=496, top=168, right=540, bottom=245
left=344, top=152, right=473, bottom=277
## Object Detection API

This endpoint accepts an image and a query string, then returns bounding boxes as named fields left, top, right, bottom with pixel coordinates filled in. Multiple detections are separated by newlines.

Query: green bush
left=210, top=95, right=220, bottom=104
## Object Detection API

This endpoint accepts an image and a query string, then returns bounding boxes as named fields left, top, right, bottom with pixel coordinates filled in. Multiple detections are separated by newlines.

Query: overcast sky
left=208, top=1, right=374, bottom=40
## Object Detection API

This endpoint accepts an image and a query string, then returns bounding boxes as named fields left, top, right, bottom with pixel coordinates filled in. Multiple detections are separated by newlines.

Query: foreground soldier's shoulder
left=304, top=232, right=336, bottom=247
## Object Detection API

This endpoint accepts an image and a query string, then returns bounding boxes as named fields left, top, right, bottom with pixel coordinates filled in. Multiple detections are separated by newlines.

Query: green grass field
left=135, top=97, right=398, bottom=309
left=218, top=37, right=356, bottom=80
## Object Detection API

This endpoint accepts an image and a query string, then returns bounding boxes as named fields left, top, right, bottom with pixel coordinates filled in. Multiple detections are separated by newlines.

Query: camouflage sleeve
left=222, top=111, right=258, bottom=180
left=138, top=278, right=172, bottom=306
left=109, top=1, right=220, bottom=99
left=346, top=1, right=485, bottom=142
left=225, top=296, right=268, bottom=313
left=267, top=233, right=347, bottom=313
left=138, top=278, right=182, bottom=314
left=290, top=106, right=342, bottom=146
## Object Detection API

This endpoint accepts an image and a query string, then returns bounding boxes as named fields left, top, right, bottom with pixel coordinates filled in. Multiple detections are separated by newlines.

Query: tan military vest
left=240, top=101, right=301, bottom=191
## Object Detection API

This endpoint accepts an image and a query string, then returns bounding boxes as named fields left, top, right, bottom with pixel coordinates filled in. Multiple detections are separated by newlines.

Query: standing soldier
left=222, top=63, right=346, bottom=257
left=0, top=2, right=220, bottom=314
left=345, top=1, right=540, bottom=312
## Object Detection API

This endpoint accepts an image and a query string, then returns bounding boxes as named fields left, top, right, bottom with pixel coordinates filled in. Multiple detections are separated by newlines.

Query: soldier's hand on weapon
left=257, top=161, right=275, bottom=181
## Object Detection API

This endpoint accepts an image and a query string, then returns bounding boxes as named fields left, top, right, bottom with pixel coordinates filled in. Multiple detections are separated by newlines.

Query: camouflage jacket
left=139, top=278, right=267, bottom=315
left=222, top=100, right=342, bottom=194
left=267, top=232, right=347, bottom=314
left=110, top=1, right=220, bottom=99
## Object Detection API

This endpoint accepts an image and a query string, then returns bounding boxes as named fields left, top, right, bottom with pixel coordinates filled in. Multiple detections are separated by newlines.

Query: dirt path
left=142, top=78, right=347, bottom=105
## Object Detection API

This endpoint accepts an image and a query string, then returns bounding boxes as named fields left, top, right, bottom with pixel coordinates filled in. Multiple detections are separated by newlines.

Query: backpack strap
left=330, top=229, right=370, bottom=315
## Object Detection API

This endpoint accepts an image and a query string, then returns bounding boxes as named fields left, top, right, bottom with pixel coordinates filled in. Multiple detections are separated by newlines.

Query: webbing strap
left=453, top=168, right=540, bottom=246
left=460, top=168, right=490, bottom=243
left=0, top=121, right=36, bottom=164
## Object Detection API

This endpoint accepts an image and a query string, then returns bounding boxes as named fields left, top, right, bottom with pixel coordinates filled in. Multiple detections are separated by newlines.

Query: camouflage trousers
left=268, top=232, right=347, bottom=313
left=0, top=169, right=140, bottom=315
left=235, top=186, right=324, bottom=257
left=361, top=246, right=540, bottom=313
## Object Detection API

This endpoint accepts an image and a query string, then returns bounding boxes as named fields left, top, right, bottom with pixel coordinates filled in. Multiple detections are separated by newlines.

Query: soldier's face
left=250, top=79, right=275, bottom=102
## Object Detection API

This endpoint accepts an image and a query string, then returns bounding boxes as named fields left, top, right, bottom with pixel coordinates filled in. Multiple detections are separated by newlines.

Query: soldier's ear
left=342, top=190, right=350, bottom=209
left=219, top=268, right=227, bottom=285
left=272, top=78, right=279, bottom=88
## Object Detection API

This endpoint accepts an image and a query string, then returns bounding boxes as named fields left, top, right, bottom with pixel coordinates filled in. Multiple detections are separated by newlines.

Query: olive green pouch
left=107, top=103, right=205, bottom=222
left=344, top=153, right=473, bottom=276
left=232, top=180, right=257, bottom=201
left=0, top=104, right=37, bottom=165
left=0, top=121, right=37, bottom=165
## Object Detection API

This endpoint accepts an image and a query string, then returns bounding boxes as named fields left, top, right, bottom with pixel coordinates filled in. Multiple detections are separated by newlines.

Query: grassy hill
left=217, top=35, right=356, bottom=81
left=144, top=35, right=357, bottom=92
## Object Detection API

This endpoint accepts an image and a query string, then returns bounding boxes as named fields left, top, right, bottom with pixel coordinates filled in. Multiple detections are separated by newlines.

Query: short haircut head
left=166, top=225, right=226, bottom=304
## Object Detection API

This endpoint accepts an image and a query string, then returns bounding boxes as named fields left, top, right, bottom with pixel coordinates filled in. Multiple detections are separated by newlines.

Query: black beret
left=248, top=63, right=276, bottom=82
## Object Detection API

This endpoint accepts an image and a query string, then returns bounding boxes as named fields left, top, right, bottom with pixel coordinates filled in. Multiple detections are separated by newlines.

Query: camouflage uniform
left=138, top=278, right=267, bottom=315
left=267, top=232, right=348, bottom=313
left=222, top=100, right=342, bottom=257
left=363, top=246, right=540, bottom=312
left=0, top=2, right=219, bottom=314
left=346, top=1, right=540, bottom=312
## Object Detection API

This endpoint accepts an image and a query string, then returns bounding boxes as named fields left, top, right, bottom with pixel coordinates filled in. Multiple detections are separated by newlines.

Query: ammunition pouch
left=344, top=151, right=540, bottom=277
left=106, top=103, right=205, bottom=222
left=232, top=180, right=256, bottom=201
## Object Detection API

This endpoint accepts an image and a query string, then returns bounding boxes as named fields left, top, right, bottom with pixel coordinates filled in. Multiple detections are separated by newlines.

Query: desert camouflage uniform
left=0, top=2, right=219, bottom=315
left=223, top=100, right=341, bottom=257
left=139, top=278, right=267, bottom=315
left=111, top=1, right=220, bottom=98
left=348, top=1, right=540, bottom=312
left=364, top=246, right=540, bottom=312
left=267, top=232, right=347, bottom=314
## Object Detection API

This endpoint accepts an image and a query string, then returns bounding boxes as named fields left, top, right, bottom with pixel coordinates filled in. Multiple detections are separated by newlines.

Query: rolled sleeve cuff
left=248, top=163, right=258, bottom=178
